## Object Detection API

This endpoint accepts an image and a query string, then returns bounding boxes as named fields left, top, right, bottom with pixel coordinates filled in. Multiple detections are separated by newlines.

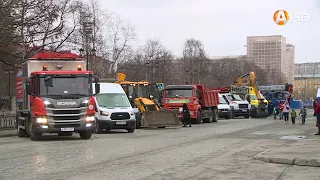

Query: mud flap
left=141, top=111, right=181, bottom=128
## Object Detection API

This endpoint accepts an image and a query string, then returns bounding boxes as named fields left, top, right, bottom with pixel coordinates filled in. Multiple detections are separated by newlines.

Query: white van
left=218, top=93, right=232, bottom=119
left=92, top=83, right=137, bottom=133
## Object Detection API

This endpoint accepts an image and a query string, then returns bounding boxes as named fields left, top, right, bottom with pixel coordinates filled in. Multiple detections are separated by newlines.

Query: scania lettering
left=57, top=102, right=77, bottom=106
left=15, top=51, right=100, bottom=141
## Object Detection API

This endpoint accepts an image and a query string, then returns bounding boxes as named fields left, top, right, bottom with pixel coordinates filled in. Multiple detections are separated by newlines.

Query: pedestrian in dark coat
left=182, top=103, right=191, bottom=127
left=268, top=100, right=274, bottom=117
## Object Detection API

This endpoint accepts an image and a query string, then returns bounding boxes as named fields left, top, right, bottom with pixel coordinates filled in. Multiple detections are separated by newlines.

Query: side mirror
left=95, top=83, right=100, bottom=94
left=25, top=77, right=32, bottom=95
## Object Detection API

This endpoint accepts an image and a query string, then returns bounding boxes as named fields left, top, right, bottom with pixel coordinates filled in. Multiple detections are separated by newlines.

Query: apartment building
left=294, top=62, right=320, bottom=75
left=246, top=35, right=294, bottom=84
left=294, top=74, right=320, bottom=100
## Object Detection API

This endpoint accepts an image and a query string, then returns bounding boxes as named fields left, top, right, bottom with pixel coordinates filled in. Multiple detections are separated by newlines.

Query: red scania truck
left=15, top=51, right=100, bottom=141
left=162, top=84, right=219, bottom=124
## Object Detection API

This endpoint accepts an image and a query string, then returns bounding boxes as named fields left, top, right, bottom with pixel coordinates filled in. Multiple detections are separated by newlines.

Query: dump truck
left=162, top=84, right=219, bottom=124
left=15, top=51, right=100, bottom=141
left=114, top=73, right=180, bottom=128
left=233, top=72, right=268, bottom=118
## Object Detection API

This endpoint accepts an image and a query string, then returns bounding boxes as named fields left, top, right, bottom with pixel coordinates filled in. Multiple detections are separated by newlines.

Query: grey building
left=294, top=62, right=320, bottom=75
left=246, top=35, right=294, bottom=84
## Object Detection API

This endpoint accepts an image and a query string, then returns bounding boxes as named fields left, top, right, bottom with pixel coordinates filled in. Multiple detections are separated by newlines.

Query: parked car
left=218, top=93, right=232, bottom=119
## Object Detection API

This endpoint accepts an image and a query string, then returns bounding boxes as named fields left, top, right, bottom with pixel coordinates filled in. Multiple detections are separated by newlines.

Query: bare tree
left=182, top=38, right=206, bottom=84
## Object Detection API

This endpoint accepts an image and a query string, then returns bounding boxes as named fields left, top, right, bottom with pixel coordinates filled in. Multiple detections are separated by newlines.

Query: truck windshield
left=95, top=93, right=130, bottom=108
left=232, top=94, right=244, bottom=101
left=165, top=89, right=192, bottom=97
left=39, top=76, right=91, bottom=97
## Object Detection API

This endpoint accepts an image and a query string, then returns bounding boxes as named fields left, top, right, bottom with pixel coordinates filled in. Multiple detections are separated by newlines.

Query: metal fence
left=0, top=98, right=16, bottom=131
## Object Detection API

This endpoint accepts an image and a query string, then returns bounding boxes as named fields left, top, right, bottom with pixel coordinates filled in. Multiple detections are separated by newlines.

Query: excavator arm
left=233, top=72, right=263, bottom=100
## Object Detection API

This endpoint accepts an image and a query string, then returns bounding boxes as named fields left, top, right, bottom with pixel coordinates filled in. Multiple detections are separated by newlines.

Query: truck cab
left=16, top=52, right=100, bottom=141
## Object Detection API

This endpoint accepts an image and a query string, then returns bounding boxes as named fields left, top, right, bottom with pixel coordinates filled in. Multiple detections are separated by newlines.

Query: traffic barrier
left=0, top=111, right=16, bottom=131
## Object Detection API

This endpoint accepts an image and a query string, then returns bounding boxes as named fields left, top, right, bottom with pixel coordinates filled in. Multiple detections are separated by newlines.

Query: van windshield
left=95, top=93, right=130, bottom=108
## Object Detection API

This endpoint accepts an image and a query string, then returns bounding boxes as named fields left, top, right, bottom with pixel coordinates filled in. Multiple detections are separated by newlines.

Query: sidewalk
left=253, top=118, right=320, bottom=167
left=0, top=129, right=17, bottom=138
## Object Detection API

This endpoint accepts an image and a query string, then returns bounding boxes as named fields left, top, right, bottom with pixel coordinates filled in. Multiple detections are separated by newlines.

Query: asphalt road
left=0, top=115, right=318, bottom=180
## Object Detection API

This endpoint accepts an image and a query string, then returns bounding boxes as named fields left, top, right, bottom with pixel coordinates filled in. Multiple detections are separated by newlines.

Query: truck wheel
left=29, top=118, right=42, bottom=141
left=212, top=109, right=218, bottom=122
left=80, top=131, right=92, bottom=140
left=17, top=128, right=27, bottom=137
left=127, top=128, right=135, bottom=133
left=196, top=110, right=202, bottom=124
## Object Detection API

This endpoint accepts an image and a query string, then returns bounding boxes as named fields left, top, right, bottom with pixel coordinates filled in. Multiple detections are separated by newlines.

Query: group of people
left=268, top=100, right=307, bottom=124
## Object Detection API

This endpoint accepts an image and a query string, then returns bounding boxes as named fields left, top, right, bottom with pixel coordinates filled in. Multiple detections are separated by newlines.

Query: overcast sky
left=99, top=0, right=319, bottom=63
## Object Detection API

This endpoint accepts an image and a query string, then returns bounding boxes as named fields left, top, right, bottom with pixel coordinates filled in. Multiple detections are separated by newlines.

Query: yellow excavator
left=115, top=73, right=181, bottom=128
left=232, top=72, right=269, bottom=118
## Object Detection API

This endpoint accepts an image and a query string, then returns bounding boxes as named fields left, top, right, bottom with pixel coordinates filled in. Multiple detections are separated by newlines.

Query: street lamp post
left=5, top=69, right=15, bottom=97
left=79, top=48, right=96, bottom=71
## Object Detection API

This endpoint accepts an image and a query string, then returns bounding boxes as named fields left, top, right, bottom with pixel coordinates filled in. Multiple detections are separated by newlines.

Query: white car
left=221, top=93, right=250, bottom=118
left=218, top=94, right=232, bottom=119
left=92, top=83, right=138, bottom=133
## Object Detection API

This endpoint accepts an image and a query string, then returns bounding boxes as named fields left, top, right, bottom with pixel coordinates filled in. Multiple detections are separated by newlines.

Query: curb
left=253, top=155, right=320, bottom=167
left=0, top=130, right=17, bottom=138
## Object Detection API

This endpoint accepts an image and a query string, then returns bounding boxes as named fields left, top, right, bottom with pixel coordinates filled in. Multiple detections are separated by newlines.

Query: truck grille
left=46, top=107, right=86, bottom=124
left=54, top=124, right=80, bottom=128
left=239, top=104, right=248, bottom=109
left=110, top=112, right=130, bottom=120
left=53, top=109, right=81, bottom=115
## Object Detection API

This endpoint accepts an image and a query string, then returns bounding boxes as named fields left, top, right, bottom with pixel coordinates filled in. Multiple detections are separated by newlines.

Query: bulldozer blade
left=141, top=110, right=181, bottom=128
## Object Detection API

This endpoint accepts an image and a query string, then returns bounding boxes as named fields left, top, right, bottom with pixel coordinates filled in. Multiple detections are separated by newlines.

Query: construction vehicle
left=114, top=73, right=180, bottom=128
left=260, top=83, right=302, bottom=109
left=15, top=51, right=100, bottom=141
left=233, top=72, right=268, bottom=118
left=162, top=84, right=219, bottom=124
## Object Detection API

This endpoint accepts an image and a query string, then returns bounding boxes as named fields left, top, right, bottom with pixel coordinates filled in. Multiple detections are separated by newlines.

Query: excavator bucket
left=141, top=110, right=181, bottom=128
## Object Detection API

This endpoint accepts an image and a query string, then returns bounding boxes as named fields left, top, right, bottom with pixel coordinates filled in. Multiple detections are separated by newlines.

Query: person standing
left=299, top=106, right=307, bottom=125
left=182, top=103, right=191, bottom=127
left=278, top=101, right=284, bottom=120
left=291, top=108, right=297, bottom=124
left=268, top=100, right=274, bottom=117
left=283, top=102, right=290, bottom=124
left=314, top=101, right=320, bottom=135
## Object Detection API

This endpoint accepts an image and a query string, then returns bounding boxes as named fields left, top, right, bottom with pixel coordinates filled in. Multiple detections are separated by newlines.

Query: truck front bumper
left=218, top=110, right=231, bottom=117
left=33, top=122, right=94, bottom=134
left=234, top=109, right=250, bottom=116
left=96, top=119, right=136, bottom=130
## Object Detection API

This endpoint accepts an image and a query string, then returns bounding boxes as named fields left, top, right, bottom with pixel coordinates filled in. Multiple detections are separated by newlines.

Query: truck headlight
left=85, top=116, right=95, bottom=122
left=100, top=111, right=109, bottom=116
left=80, top=99, right=89, bottom=107
left=36, top=117, right=48, bottom=124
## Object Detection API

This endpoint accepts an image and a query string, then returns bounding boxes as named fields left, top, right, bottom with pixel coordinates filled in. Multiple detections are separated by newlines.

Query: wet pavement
left=0, top=114, right=319, bottom=180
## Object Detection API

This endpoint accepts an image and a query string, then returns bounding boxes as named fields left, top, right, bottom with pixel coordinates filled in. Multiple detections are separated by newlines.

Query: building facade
left=294, top=62, right=320, bottom=75
left=294, top=74, right=320, bottom=100
left=246, top=35, right=294, bottom=84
